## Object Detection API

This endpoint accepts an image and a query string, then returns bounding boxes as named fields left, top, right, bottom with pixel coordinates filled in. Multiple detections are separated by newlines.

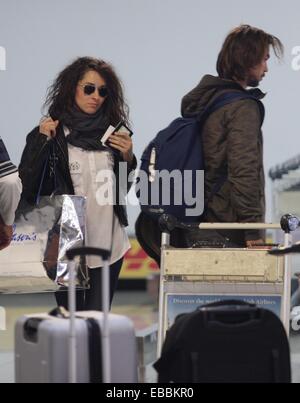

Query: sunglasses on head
left=79, top=83, right=108, bottom=98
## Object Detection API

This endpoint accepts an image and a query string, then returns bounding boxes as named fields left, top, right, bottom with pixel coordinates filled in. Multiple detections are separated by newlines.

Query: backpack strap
left=198, top=91, right=265, bottom=126
left=35, top=140, right=59, bottom=206
left=35, top=150, right=50, bottom=206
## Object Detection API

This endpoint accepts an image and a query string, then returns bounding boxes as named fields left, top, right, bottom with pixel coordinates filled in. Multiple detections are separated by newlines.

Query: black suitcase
left=154, top=300, right=291, bottom=383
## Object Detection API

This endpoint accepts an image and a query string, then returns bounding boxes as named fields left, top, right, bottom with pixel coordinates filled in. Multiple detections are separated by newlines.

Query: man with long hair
left=181, top=24, right=284, bottom=247
left=0, top=136, right=22, bottom=250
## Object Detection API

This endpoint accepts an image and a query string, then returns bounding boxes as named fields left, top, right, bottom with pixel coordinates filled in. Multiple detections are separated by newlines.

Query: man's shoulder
left=213, top=86, right=265, bottom=122
left=217, top=97, right=264, bottom=131
left=221, top=96, right=263, bottom=116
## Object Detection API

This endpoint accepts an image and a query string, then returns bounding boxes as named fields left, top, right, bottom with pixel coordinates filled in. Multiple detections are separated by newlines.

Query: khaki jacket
left=181, top=75, right=265, bottom=243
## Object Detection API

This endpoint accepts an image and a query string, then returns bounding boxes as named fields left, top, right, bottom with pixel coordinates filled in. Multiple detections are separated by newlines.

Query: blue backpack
left=137, top=92, right=264, bottom=223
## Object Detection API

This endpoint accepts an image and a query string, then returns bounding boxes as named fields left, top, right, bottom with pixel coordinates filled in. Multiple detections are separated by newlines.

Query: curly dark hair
left=43, top=56, right=129, bottom=127
left=217, top=25, right=284, bottom=81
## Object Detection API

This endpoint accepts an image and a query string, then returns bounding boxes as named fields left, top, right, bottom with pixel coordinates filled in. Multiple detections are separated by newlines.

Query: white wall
left=1, top=0, right=300, bottom=233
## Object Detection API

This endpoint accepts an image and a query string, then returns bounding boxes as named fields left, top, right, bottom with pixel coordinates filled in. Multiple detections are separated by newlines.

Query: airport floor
left=0, top=286, right=159, bottom=383
left=1, top=287, right=300, bottom=383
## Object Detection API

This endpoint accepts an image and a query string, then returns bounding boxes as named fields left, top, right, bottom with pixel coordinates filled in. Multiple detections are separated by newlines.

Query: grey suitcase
left=15, top=310, right=138, bottom=383
left=15, top=247, right=138, bottom=383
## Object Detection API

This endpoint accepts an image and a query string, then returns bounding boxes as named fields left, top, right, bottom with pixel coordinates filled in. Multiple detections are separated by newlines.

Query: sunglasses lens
left=83, top=85, right=95, bottom=95
left=82, top=84, right=108, bottom=97
left=99, top=86, right=108, bottom=97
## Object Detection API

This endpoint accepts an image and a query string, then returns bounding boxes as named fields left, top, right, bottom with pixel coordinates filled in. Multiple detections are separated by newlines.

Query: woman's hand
left=108, top=131, right=133, bottom=164
left=39, top=117, right=59, bottom=139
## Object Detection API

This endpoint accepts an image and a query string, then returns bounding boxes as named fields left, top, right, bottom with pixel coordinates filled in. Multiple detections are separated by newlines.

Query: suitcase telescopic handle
left=66, top=246, right=112, bottom=384
left=66, top=247, right=111, bottom=261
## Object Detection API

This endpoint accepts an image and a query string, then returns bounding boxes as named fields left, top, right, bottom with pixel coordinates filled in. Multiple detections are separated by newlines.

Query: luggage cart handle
left=200, top=214, right=300, bottom=232
left=158, top=214, right=300, bottom=233
left=269, top=243, right=300, bottom=255
left=198, top=223, right=281, bottom=230
left=66, top=247, right=111, bottom=261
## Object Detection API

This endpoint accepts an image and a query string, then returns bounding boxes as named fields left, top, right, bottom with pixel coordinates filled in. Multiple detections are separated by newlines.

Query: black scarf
left=61, top=107, right=110, bottom=151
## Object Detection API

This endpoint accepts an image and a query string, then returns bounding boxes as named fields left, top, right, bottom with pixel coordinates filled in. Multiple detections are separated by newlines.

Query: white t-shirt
left=67, top=139, right=130, bottom=268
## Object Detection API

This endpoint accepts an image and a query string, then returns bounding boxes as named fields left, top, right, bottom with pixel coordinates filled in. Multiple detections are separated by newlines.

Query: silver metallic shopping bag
left=0, top=195, right=88, bottom=293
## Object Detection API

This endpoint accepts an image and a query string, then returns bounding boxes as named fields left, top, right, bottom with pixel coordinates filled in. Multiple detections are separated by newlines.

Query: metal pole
left=157, top=232, right=170, bottom=357
left=102, top=260, right=111, bottom=383
left=283, top=232, right=292, bottom=336
left=161, top=231, right=170, bottom=247
left=68, top=261, right=77, bottom=384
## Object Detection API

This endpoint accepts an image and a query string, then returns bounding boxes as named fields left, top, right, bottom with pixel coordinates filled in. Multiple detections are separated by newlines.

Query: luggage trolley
left=157, top=217, right=295, bottom=356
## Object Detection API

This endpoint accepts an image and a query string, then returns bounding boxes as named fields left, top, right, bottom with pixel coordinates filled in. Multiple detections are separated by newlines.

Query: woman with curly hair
left=19, top=57, right=136, bottom=310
